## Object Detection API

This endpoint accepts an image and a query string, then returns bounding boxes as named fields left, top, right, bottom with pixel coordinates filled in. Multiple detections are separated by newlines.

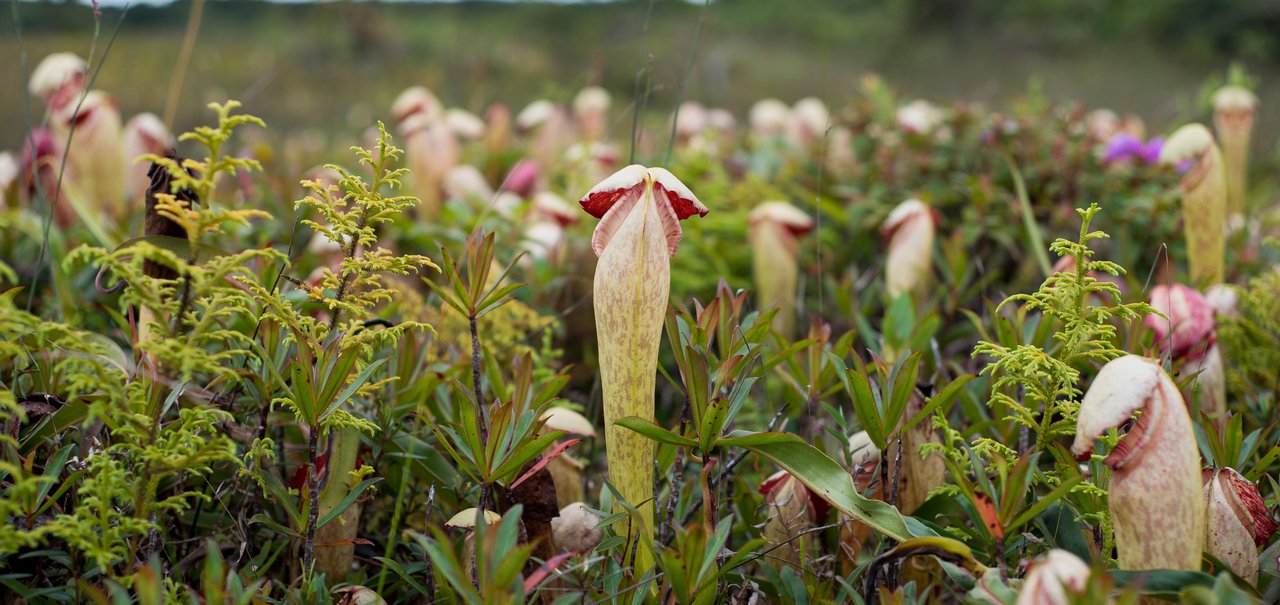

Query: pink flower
left=1145, top=284, right=1215, bottom=360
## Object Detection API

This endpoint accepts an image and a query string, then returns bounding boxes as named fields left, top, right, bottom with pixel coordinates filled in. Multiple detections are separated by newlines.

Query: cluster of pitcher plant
left=0, top=42, right=1278, bottom=605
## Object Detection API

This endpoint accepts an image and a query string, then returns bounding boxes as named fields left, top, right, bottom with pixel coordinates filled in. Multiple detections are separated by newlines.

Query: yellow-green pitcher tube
left=1160, top=124, right=1227, bottom=287
left=1212, top=86, right=1258, bottom=221
left=580, top=165, right=708, bottom=578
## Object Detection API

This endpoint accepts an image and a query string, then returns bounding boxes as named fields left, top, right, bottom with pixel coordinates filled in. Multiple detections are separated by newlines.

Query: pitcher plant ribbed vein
left=579, top=164, right=708, bottom=575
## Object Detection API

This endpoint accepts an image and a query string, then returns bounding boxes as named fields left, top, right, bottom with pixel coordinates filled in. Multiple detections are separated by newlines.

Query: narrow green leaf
left=903, top=374, right=973, bottom=432
left=615, top=417, right=699, bottom=448
left=719, top=431, right=923, bottom=541
left=845, top=370, right=886, bottom=448
left=317, top=478, right=382, bottom=528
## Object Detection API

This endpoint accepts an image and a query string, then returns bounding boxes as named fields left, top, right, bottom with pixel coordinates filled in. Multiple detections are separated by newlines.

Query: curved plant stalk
left=1159, top=124, right=1227, bottom=287
left=579, top=164, right=708, bottom=575
left=1071, top=355, right=1204, bottom=571
left=1211, top=86, right=1257, bottom=221
left=1203, top=467, right=1278, bottom=584
left=748, top=201, right=813, bottom=338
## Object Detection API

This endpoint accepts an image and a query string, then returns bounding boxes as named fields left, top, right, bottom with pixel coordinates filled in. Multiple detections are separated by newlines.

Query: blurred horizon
left=4, top=0, right=1278, bottom=153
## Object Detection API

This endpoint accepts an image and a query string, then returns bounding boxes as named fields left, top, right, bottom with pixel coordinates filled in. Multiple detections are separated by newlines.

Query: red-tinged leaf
left=974, top=492, right=1003, bottom=540
left=510, top=439, right=581, bottom=489
left=523, top=551, right=577, bottom=594
left=289, top=453, right=328, bottom=491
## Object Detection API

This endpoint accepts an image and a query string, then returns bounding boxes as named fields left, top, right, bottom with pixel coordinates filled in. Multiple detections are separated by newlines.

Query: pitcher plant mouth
left=1071, top=356, right=1166, bottom=466
left=580, top=164, right=708, bottom=257
left=1204, top=466, right=1278, bottom=583
left=1206, top=467, right=1278, bottom=547
left=1160, top=123, right=1216, bottom=192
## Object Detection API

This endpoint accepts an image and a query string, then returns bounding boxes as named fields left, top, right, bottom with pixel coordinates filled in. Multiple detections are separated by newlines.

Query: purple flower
left=1139, top=137, right=1164, bottom=164
left=1102, top=133, right=1165, bottom=166
left=1102, top=134, right=1143, bottom=163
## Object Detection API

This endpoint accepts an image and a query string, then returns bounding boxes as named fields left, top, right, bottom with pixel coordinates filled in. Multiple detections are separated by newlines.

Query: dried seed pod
left=1203, top=467, right=1278, bottom=584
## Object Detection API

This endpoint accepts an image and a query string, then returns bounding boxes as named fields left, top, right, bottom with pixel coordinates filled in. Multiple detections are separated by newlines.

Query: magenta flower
left=501, top=159, right=540, bottom=198
left=1145, top=284, right=1215, bottom=360
left=1102, top=134, right=1164, bottom=165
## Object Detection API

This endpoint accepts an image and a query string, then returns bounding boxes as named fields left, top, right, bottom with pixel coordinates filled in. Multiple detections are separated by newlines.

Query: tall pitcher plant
left=1159, top=124, right=1227, bottom=286
left=1211, top=85, right=1258, bottom=221
left=579, top=165, right=708, bottom=575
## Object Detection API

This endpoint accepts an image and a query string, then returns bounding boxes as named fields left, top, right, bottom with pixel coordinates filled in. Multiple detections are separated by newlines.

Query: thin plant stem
left=26, top=5, right=129, bottom=314
left=303, top=425, right=321, bottom=575
left=890, top=435, right=903, bottom=509
left=1003, top=153, right=1053, bottom=278
left=163, top=0, right=205, bottom=130
left=663, top=0, right=710, bottom=165
left=627, top=0, right=657, bottom=165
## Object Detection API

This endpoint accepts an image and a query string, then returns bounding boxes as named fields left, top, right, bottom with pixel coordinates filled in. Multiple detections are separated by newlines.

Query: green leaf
left=616, top=417, right=699, bottom=448
left=490, top=430, right=564, bottom=483
left=249, top=513, right=302, bottom=539
left=844, top=370, right=885, bottom=448
left=317, top=478, right=382, bottom=528
left=1007, top=475, right=1082, bottom=533
left=320, top=359, right=387, bottom=422
left=718, top=431, right=923, bottom=541
left=886, top=351, right=922, bottom=433
left=903, top=374, right=973, bottom=432
left=1111, top=569, right=1226, bottom=598
left=697, top=399, right=729, bottom=453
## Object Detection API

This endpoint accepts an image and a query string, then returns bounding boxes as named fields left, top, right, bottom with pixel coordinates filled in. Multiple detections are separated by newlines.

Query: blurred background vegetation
left=2, top=0, right=1278, bottom=151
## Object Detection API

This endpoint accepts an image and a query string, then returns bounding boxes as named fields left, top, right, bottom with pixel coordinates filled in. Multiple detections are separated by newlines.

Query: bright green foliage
left=420, top=505, right=535, bottom=605
left=23, top=103, right=264, bottom=577
left=1218, top=242, right=1280, bottom=404
left=0, top=389, right=49, bottom=557
left=241, top=121, right=436, bottom=577
left=657, top=517, right=764, bottom=605
left=250, top=122, right=435, bottom=438
left=973, top=204, right=1153, bottom=449
left=295, top=121, right=436, bottom=331
left=66, top=101, right=282, bottom=383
